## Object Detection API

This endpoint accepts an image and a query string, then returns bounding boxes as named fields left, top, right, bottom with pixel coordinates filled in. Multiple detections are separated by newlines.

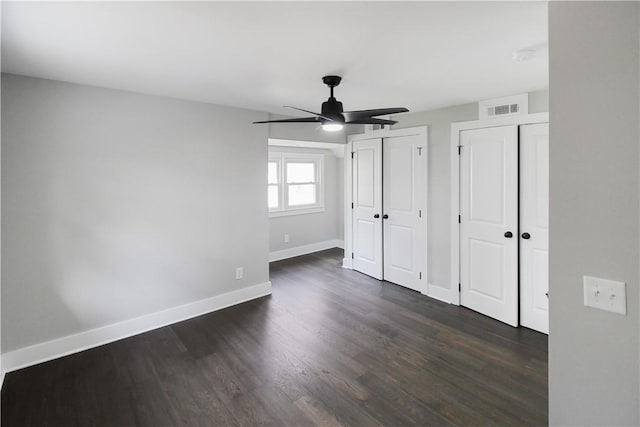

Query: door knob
left=521, top=232, right=531, bottom=239
left=382, top=214, right=389, bottom=219
left=504, top=231, right=513, bottom=238
left=374, top=213, right=380, bottom=218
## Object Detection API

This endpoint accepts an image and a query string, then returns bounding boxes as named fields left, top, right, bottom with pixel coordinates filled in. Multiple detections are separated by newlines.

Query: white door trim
left=344, top=126, right=428, bottom=276
left=450, top=113, right=549, bottom=305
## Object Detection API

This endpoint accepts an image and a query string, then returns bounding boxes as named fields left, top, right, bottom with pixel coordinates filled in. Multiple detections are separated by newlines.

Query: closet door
left=352, top=138, right=383, bottom=279
left=382, top=134, right=427, bottom=292
left=520, top=123, right=549, bottom=334
left=459, top=125, right=519, bottom=326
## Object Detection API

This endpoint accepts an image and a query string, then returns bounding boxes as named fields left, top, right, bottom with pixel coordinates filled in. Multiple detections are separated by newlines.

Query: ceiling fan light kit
left=253, top=75, right=409, bottom=131
left=322, top=123, right=344, bottom=132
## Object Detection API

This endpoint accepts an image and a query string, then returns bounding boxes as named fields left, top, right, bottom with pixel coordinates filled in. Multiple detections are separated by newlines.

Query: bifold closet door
left=352, top=138, right=383, bottom=279
left=519, top=123, right=549, bottom=334
left=382, top=134, right=426, bottom=292
left=459, top=125, right=519, bottom=327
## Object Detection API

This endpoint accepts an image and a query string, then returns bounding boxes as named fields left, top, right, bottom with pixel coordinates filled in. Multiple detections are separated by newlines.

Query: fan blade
left=346, top=118, right=398, bottom=125
left=253, top=116, right=322, bottom=124
left=283, top=106, right=333, bottom=121
left=343, top=107, right=409, bottom=120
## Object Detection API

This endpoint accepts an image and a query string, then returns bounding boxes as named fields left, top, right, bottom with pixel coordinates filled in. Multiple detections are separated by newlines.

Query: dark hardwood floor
left=2, top=248, right=548, bottom=426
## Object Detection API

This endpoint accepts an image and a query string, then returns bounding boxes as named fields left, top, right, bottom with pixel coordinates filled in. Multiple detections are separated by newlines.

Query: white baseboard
left=427, top=283, right=455, bottom=304
left=2, top=281, right=272, bottom=373
left=269, top=239, right=344, bottom=262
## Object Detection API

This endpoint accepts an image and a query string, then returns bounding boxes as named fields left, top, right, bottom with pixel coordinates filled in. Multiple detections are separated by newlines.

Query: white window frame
left=267, top=157, right=282, bottom=211
left=268, top=152, right=325, bottom=217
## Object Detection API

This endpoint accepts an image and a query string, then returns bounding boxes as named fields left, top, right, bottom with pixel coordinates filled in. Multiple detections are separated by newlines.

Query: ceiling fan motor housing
left=321, top=97, right=345, bottom=123
left=321, top=76, right=345, bottom=123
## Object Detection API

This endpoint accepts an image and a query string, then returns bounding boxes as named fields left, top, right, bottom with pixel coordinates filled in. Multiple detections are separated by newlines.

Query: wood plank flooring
left=2, top=248, right=548, bottom=426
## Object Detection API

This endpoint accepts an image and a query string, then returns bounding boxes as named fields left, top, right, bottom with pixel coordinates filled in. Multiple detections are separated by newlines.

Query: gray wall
left=1, top=74, right=270, bottom=352
left=269, top=146, right=343, bottom=253
left=549, top=3, right=639, bottom=425
left=387, top=89, right=548, bottom=291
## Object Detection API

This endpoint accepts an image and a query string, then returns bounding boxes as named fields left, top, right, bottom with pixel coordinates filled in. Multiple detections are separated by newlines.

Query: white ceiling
left=2, top=2, right=548, bottom=116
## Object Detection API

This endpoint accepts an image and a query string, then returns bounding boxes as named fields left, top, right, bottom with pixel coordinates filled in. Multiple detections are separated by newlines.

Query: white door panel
left=387, top=224, right=414, bottom=270
left=352, top=139, right=383, bottom=279
left=460, top=125, right=518, bottom=326
left=356, top=148, right=376, bottom=207
left=383, top=134, right=426, bottom=292
left=355, top=220, right=376, bottom=260
left=469, top=141, right=507, bottom=224
left=520, top=123, right=549, bottom=334
left=469, top=239, right=506, bottom=300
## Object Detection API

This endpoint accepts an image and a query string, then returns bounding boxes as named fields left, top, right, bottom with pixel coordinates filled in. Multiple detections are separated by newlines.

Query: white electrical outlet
left=235, top=267, right=243, bottom=280
left=583, top=276, right=627, bottom=315
left=284, top=234, right=289, bottom=243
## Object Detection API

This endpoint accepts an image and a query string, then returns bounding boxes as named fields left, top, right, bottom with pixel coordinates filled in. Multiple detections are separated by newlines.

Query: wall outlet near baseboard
left=284, top=234, right=289, bottom=243
left=235, top=267, right=243, bottom=280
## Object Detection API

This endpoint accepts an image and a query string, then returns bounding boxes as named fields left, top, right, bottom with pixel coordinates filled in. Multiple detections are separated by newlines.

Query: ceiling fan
left=253, top=75, right=409, bottom=132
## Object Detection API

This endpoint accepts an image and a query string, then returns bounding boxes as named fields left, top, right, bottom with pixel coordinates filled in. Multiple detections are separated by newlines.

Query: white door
left=520, top=123, right=549, bottom=334
left=459, top=126, right=519, bottom=326
left=382, top=134, right=427, bottom=292
left=352, top=138, right=383, bottom=279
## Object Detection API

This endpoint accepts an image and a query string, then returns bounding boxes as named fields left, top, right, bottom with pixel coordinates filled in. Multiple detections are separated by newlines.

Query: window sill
left=269, top=206, right=325, bottom=218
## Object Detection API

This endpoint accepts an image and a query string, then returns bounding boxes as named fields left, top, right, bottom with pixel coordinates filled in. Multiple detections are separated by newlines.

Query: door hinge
left=418, top=209, right=422, bottom=218
left=458, top=283, right=461, bottom=292
left=351, top=202, right=354, bottom=209
left=419, top=272, right=422, bottom=280
left=458, top=215, right=461, bottom=224
left=417, top=146, right=423, bottom=156
left=458, top=145, right=462, bottom=155
left=351, top=152, right=355, bottom=159
left=351, top=252, right=354, bottom=259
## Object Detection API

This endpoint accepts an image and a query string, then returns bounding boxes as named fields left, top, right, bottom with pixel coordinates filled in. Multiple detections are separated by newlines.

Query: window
left=268, top=152, right=324, bottom=216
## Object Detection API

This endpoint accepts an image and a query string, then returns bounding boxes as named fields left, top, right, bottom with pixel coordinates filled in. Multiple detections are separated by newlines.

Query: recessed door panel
left=355, top=219, right=376, bottom=262
left=520, top=123, right=549, bottom=334
left=356, top=148, right=376, bottom=208
left=468, top=239, right=505, bottom=301
left=460, top=125, right=518, bottom=326
left=469, top=141, right=505, bottom=224
left=387, top=224, right=414, bottom=272
left=388, top=145, right=413, bottom=212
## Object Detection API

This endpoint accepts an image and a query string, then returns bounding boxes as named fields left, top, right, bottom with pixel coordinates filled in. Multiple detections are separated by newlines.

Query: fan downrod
left=322, top=75, right=342, bottom=98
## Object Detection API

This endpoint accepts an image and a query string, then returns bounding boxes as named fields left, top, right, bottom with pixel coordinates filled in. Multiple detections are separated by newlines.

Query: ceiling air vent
left=479, top=93, right=528, bottom=120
